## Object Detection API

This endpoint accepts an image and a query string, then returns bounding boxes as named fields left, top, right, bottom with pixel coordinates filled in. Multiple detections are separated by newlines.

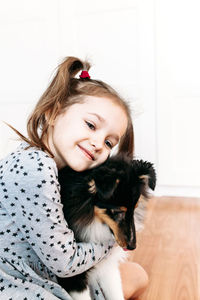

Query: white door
left=156, top=0, right=200, bottom=196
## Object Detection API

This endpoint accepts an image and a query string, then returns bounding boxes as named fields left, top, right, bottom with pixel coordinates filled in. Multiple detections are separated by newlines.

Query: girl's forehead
left=80, top=95, right=126, bottom=113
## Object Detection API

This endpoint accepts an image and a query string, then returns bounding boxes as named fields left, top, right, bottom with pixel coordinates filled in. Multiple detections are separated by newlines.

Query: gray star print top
left=0, top=142, right=114, bottom=299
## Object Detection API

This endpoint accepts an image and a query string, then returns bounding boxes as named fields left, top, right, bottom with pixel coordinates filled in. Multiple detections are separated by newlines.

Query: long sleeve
left=1, top=145, right=114, bottom=278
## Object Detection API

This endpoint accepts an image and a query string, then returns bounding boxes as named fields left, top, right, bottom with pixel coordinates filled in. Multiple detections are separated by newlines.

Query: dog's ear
left=89, top=176, right=120, bottom=200
left=132, top=160, right=156, bottom=197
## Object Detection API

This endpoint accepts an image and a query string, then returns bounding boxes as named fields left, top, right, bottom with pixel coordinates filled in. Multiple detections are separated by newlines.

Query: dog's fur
left=57, top=154, right=156, bottom=300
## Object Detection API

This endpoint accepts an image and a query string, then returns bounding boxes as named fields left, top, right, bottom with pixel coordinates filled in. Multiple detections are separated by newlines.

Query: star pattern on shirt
left=0, top=143, right=113, bottom=298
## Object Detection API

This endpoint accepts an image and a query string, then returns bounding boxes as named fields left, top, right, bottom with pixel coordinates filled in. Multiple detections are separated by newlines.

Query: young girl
left=0, top=57, right=148, bottom=299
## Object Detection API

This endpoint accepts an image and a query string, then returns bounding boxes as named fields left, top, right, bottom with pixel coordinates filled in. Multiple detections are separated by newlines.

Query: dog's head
left=89, top=155, right=156, bottom=250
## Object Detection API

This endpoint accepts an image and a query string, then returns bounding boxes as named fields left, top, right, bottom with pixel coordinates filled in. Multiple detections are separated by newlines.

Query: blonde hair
left=9, top=56, right=134, bottom=157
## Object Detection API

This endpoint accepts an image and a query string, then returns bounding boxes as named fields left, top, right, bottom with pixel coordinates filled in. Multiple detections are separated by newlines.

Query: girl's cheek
left=102, top=153, right=110, bottom=164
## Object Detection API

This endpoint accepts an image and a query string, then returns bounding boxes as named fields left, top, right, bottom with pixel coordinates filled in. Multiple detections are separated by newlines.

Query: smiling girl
left=0, top=57, right=148, bottom=299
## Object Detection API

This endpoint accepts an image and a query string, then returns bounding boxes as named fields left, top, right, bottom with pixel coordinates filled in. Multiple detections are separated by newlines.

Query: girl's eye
left=105, top=140, right=113, bottom=149
left=86, top=121, right=95, bottom=130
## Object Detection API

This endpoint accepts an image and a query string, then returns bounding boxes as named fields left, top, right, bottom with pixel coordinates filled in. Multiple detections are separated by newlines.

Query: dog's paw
left=70, top=287, right=91, bottom=300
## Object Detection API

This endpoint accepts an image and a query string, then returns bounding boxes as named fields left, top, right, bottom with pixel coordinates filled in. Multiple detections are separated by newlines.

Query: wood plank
left=130, top=196, right=200, bottom=300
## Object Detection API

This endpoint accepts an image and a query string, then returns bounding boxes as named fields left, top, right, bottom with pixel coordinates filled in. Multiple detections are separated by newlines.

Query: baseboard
left=154, top=185, right=200, bottom=198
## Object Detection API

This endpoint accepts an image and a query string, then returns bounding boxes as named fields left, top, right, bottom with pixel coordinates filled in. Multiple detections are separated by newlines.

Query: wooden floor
left=130, top=196, right=200, bottom=300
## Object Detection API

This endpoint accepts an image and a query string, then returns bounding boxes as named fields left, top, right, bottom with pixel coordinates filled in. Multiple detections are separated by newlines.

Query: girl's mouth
left=78, top=145, right=95, bottom=161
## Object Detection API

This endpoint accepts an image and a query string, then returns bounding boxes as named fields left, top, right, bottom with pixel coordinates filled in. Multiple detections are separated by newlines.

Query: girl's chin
left=68, top=159, right=93, bottom=172
left=71, top=165, right=90, bottom=172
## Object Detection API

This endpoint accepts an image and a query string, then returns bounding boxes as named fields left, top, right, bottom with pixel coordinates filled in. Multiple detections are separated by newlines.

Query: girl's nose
left=91, top=142, right=102, bottom=152
left=91, top=137, right=104, bottom=152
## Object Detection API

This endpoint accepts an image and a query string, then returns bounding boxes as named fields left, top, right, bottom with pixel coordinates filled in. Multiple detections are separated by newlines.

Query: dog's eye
left=110, top=207, right=127, bottom=215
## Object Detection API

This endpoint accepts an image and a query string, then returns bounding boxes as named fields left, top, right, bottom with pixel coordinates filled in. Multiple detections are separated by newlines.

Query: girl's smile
left=78, top=144, right=95, bottom=161
left=46, top=96, right=128, bottom=171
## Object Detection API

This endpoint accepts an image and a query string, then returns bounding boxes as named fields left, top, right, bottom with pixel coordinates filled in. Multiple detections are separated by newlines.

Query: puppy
left=57, top=154, right=156, bottom=300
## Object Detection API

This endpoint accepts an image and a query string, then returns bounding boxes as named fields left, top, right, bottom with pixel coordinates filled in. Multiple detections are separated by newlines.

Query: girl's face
left=47, top=96, right=128, bottom=171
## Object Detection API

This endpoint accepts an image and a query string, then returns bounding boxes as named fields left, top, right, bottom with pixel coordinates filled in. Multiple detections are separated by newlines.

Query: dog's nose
left=126, top=244, right=136, bottom=251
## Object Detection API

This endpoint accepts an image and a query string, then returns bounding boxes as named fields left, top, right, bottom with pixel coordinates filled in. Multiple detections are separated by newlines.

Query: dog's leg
left=88, top=250, right=125, bottom=300
left=69, top=287, right=91, bottom=300
left=96, top=266, right=124, bottom=300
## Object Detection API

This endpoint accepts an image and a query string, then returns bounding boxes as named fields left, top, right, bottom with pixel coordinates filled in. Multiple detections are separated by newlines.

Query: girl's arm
left=2, top=149, right=114, bottom=277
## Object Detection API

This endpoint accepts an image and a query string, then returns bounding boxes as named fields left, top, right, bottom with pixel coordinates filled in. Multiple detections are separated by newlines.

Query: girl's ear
left=45, top=102, right=62, bottom=126
left=45, top=110, right=56, bottom=126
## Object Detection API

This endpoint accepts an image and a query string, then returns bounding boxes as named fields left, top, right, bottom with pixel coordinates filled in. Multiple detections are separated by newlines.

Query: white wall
left=0, top=0, right=60, bottom=155
left=0, top=0, right=199, bottom=197
left=155, top=0, right=200, bottom=197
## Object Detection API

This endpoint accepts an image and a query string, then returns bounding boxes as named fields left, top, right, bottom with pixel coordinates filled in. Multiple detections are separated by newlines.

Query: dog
left=57, top=154, right=156, bottom=300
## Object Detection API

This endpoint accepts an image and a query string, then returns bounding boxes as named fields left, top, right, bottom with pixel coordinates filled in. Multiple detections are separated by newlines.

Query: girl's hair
left=9, top=56, right=134, bottom=157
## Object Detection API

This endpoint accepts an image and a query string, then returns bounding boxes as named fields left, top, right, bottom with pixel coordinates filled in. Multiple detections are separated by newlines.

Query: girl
left=0, top=57, right=148, bottom=299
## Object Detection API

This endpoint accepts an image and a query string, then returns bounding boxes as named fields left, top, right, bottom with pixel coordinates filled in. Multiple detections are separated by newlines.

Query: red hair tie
left=80, top=70, right=90, bottom=79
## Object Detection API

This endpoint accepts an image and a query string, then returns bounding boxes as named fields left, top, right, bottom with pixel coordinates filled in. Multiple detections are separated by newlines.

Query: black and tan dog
left=58, top=154, right=156, bottom=300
